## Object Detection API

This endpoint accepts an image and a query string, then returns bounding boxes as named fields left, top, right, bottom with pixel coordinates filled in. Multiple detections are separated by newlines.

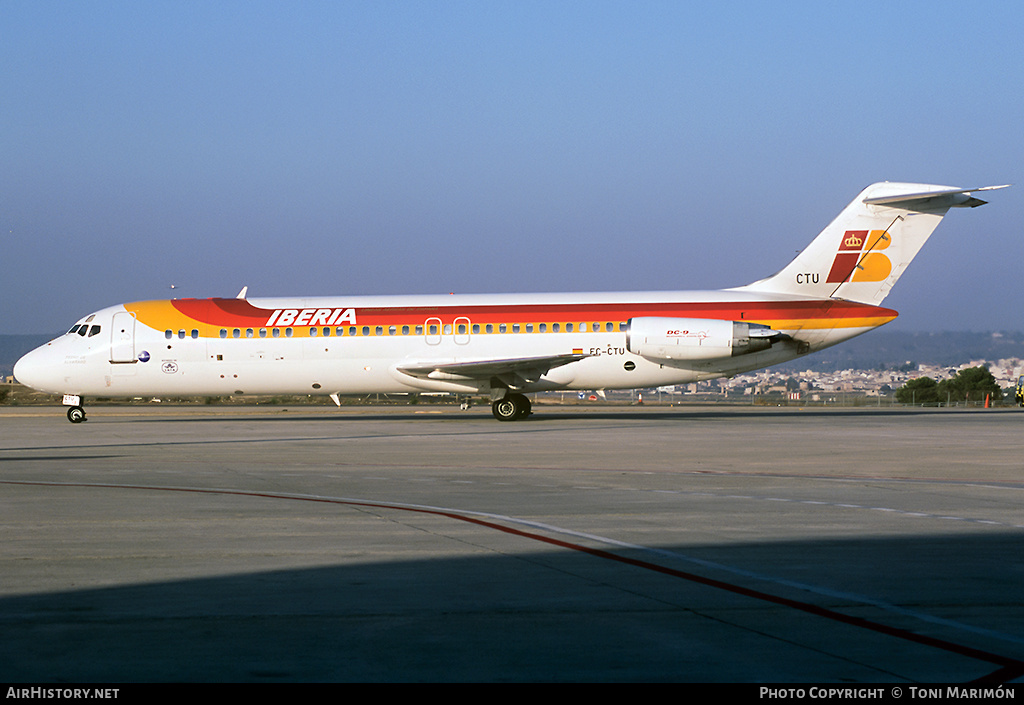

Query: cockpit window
left=67, top=322, right=101, bottom=337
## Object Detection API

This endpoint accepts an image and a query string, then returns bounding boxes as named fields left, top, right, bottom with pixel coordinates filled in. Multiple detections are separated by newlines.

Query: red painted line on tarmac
left=5, top=479, right=1023, bottom=683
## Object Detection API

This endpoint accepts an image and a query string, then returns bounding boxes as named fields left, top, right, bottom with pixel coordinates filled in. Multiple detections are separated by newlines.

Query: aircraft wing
left=395, top=352, right=588, bottom=387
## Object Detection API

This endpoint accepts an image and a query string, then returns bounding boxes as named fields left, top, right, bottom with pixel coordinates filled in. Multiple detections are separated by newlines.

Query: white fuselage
left=13, top=289, right=891, bottom=401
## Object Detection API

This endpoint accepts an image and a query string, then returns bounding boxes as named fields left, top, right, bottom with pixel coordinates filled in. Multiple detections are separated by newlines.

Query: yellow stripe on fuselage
left=126, top=300, right=226, bottom=338
left=125, top=299, right=896, bottom=339
left=753, top=315, right=897, bottom=331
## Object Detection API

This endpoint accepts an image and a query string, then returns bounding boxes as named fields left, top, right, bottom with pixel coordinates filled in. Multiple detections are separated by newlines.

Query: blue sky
left=3, top=1, right=1022, bottom=334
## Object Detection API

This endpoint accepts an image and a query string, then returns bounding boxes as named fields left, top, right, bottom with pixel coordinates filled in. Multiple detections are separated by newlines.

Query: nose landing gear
left=62, top=395, right=86, bottom=423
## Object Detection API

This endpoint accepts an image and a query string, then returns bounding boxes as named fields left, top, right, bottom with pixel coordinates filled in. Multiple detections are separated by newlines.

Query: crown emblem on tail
left=844, top=233, right=863, bottom=248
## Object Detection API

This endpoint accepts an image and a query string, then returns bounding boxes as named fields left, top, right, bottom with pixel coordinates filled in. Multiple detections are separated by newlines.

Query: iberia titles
left=265, top=308, right=358, bottom=327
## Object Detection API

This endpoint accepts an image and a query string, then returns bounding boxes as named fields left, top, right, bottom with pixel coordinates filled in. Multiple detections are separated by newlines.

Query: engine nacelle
left=626, top=317, right=779, bottom=362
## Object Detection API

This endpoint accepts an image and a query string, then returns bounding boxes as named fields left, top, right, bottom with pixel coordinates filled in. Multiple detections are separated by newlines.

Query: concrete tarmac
left=1, top=404, right=1023, bottom=682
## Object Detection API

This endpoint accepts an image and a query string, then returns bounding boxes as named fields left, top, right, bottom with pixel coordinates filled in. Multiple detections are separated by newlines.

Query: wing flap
left=396, top=352, right=588, bottom=386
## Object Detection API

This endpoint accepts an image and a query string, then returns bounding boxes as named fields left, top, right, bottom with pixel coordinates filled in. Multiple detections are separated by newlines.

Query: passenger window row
left=206, top=321, right=628, bottom=339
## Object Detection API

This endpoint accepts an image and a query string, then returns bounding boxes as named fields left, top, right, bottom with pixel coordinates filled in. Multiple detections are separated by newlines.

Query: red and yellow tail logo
left=826, top=230, right=892, bottom=283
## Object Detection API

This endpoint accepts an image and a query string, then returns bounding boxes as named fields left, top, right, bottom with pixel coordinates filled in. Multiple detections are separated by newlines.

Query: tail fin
left=734, top=182, right=1007, bottom=306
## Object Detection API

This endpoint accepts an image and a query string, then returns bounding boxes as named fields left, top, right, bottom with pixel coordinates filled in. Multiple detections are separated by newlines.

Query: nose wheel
left=66, top=406, right=86, bottom=423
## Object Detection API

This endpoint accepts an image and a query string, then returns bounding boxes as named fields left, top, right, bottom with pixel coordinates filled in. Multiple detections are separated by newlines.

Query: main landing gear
left=491, top=393, right=531, bottom=422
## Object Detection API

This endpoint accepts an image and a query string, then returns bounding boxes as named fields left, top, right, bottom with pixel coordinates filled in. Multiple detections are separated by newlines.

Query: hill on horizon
left=774, top=330, right=1024, bottom=373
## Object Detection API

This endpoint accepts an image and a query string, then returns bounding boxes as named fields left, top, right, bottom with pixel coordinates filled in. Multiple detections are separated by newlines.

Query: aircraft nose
left=13, top=345, right=60, bottom=393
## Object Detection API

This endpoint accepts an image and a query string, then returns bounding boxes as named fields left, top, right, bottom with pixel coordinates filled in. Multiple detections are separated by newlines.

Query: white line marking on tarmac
left=7, top=478, right=1023, bottom=649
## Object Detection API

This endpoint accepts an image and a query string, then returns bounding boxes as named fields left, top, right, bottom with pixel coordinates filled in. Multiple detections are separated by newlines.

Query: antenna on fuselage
left=236, top=286, right=248, bottom=300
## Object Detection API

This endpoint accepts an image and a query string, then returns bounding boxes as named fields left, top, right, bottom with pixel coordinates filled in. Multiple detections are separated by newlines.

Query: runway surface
left=1, top=404, right=1022, bottom=682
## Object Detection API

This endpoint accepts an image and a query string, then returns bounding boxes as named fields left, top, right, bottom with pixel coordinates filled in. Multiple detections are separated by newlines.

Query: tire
left=492, top=397, right=520, bottom=421
left=67, top=406, right=86, bottom=424
left=509, top=393, right=531, bottom=417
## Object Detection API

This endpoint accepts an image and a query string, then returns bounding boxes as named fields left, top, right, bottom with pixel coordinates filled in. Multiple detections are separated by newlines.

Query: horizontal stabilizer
left=863, top=184, right=1009, bottom=209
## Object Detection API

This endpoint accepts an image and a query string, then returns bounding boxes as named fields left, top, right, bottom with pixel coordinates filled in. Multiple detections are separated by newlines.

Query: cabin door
left=109, top=311, right=137, bottom=368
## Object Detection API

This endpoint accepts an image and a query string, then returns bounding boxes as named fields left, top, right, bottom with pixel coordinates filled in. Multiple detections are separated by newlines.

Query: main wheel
left=67, top=406, right=86, bottom=424
left=509, top=393, right=531, bottom=417
left=492, top=394, right=531, bottom=421
left=492, top=397, right=519, bottom=421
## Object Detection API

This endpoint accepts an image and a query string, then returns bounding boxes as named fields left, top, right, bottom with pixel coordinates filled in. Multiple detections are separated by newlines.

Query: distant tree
left=896, top=377, right=939, bottom=404
left=936, top=366, right=1002, bottom=403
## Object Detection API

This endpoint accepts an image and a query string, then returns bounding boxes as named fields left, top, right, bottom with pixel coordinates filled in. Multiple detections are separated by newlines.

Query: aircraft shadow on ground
left=2, top=532, right=1022, bottom=682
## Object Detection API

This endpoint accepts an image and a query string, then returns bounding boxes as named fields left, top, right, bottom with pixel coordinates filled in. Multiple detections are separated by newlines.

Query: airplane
left=14, top=181, right=1007, bottom=423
